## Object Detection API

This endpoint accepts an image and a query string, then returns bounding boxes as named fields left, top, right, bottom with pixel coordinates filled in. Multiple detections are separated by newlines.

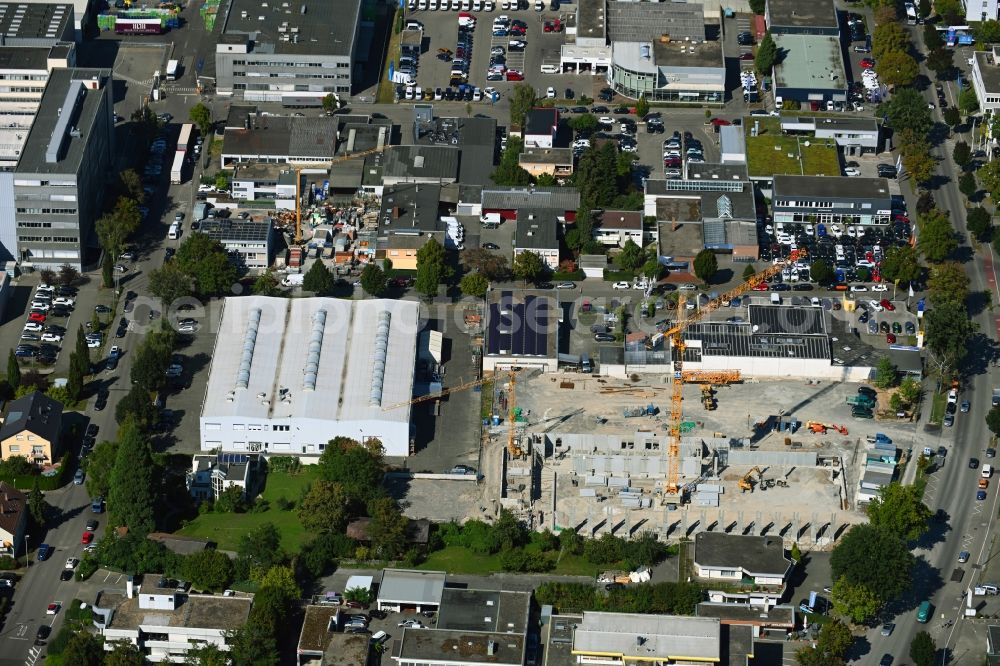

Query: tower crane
left=381, top=369, right=526, bottom=458
left=661, top=250, right=806, bottom=493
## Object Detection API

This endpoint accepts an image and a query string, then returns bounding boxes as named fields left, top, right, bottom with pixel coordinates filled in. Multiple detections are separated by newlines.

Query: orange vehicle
left=980, top=478, right=989, bottom=489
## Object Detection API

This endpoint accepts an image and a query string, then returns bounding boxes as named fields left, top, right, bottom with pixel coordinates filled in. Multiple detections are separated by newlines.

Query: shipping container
left=170, top=151, right=185, bottom=184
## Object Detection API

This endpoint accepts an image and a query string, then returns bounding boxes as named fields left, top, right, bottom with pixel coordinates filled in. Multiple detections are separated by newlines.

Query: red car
left=505, top=70, right=524, bottom=81
left=894, top=213, right=910, bottom=223
left=752, top=282, right=769, bottom=291
left=28, top=312, right=45, bottom=322
left=509, top=25, right=526, bottom=35
left=709, top=118, right=731, bottom=127
left=880, top=299, right=895, bottom=311
left=860, top=58, right=875, bottom=69
left=81, top=531, right=93, bottom=545
left=543, top=19, right=562, bottom=32
left=886, top=333, right=896, bottom=344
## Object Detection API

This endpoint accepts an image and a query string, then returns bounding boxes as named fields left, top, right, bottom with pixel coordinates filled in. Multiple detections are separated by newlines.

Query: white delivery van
left=168, top=222, right=180, bottom=240
left=770, top=292, right=781, bottom=305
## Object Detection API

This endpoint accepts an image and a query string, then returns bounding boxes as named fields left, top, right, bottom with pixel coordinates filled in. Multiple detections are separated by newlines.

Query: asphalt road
left=860, top=25, right=1000, bottom=666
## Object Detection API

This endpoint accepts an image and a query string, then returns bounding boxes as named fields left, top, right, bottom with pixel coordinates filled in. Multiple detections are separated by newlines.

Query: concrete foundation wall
left=727, top=450, right=818, bottom=466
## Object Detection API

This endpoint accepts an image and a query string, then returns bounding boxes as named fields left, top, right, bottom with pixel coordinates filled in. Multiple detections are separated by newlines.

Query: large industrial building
left=13, top=67, right=114, bottom=270
left=199, top=296, right=420, bottom=458
left=215, top=0, right=361, bottom=103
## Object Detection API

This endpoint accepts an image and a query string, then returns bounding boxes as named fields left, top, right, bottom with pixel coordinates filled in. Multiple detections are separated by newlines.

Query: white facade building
left=968, top=0, right=999, bottom=22
left=199, top=296, right=419, bottom=458
left=972, top=48, right=1000, bottom=114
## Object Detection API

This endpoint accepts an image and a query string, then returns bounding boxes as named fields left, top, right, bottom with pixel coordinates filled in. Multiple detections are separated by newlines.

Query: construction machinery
left=738, top=466, right=764, bottom=493
left=293, top=143, right=391, bottom=243
left=805, top=421, right=848, bottom=435
left=380, top=369, right=525, bottom=458
left=701, top=385, right=715, bottom=410
left=661, top=250, right=805, bottom=493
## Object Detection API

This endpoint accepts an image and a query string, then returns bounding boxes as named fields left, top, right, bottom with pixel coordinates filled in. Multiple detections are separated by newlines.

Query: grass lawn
left=376, top=10, right=402, bottom=104
left=929, top=391, right=947, bottom=425
left=745, top=118, right=841, bottom=178
left=177, top=467, right=319, bottom=553
left=418, top=545, right=616, bottom=577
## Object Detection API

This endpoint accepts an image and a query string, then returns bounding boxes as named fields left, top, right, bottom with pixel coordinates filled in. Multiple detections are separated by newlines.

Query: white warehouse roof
left=200, top=296, right=419, bottom=456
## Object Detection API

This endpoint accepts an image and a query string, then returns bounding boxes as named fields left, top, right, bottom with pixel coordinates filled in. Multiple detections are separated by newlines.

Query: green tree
left=215, top=172, right=230, bottom=192
left=512, top=250, right=547, bottom=284
left=317, top=437, right=385, bottom=509
left=492, top=136, right=532, bottom=186
left=366, top=496, right=409, bottom=559
left=252, top=270, right=282, bottom=296
left=795, top=617, right=854, bottom=665
left=980, top=157, right=1000, bottom=200
left=228, top=617, right=279, bottom=666
left=6, top=349, right=19, bottom=390
left=918, top=0, right=932, bottom=16
left=874, top=357, right=898, bottom=389
left=58, top=263, right=79, bottom=287
left=986, top=405, right=1000, bottom=436
left=748, top=0, right=764, bottom=13
left=576, top=143, right=620, bottom=208
left=959, top=172, right=978, bottom=198
left=967, top=207, right=992, bottom=241
left=415, top=236, right=452, bottom=298
left=175, top=233, right=239, bottom=296
left=302, top=259, right=335, bottom=294
left=926, top=47, right=954, bottom=78
left=910, top=631, right=936, bottom=666
left=459, top=272, right=490, bottom=297
left=917, top=209, right=957, bottom=262
left=880, top=245, right=921, bottom=283
left=60, top=630, right=104, bottom=666
left=183, top=549, right=234, bottom=591
left=214, top=485, right=246, bottom=513
left=924, top=301, right=977, bottom=377
left=928, top=261, right=969, bottom=306
left=742, top=263, right=757, bottom=280
left=535, top=173, right=557, bottom=187
left=953, top=141, right=972, bottom=167
left=359, top=262, right=387, bottom=297
left=617, top=239, right=644, bottom=272
left=96, top=197, right=142, bottom=257
left=867, top=483, right=933, bottom=541
left=104, top=640, right=145, bottom=666
left=790, top=542, right=802, bottom=562
left=188, top=102, right=213, bottom=136
left=102, top=252, right=114, bottom=288
left=460, top=248, right=510, bottom=281
left=83, top=440, right=118, bottom=498
left=923, top=23, right=943, bottom=49
left=693, top=249, right=718, bottom=283
left=879, top=88, right=933, bottom=136
left=830, top=524, right=913, bottom=603
left=237, top=523, right=286, bottom=580
left=831, top=577, right=882, bottom=624
left=635, top=95, right=649, bottom=118
left=640, top=258, right=665, bottom=282
left=943, top=106, right=962, bottom=127
left=873, top=22, right=910, bottom=61
left=508, top=83, right=537, bottom=129
left=899, top=377, right=922, bottom=405
left=902, top=145, right=937, bottom=187
left=28, top=478, right=44, bottom=525
left=298, top=480, right=350, bottom=533
left=755, top=31, right=778, bottom=74
left=570, top=113, right=598, bottom=134
left=809, top=259, right=834, bottom=284
left=977, top=19, right=1000, bottom=43
left=184, top=643, right=229, bottom=666
left=108, top=421, right=156, bottom=536
left=321, top=93, right=339, bottom=115
left=876, top=51, right=919, bottom=87
left=118, top=168, right=144, bottom=204
left=114, top=383, right=158, bottom=429
left=960, top=86, right=980, bottom=114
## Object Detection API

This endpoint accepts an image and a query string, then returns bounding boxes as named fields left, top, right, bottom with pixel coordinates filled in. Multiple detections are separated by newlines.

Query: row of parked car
left=16, top=283, right=78, bottom=362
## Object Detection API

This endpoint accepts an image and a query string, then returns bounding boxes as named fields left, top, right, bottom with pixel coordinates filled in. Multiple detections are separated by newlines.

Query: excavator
left=738, top=466, right=764, bottom=493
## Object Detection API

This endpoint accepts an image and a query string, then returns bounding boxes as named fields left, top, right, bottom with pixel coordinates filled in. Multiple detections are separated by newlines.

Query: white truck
left=166, top=59, right=180, bottom=81
left=170, top=150, right=185, bottom=184
left=281, top=274, right=304, bottom=287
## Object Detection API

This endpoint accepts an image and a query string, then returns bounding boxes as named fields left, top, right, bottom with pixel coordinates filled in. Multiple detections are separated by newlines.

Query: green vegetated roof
left=744, top=117, right=840, bottom=179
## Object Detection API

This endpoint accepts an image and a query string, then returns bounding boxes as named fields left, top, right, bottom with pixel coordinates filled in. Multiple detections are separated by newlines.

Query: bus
left=917, top=600, right=931, bottom=623
left=166, top=59, right=180, bottom=81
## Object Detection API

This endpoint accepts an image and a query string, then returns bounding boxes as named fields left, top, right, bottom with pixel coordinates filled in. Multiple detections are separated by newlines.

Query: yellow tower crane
left=660, top=250, right=806, bottom=493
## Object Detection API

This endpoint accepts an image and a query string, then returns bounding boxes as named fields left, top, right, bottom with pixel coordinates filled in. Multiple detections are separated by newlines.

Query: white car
left=612, top=281, right=630, bottom=290
left=844, top=167, right=861, bottom=177
left=871, top=284, right=888, bottom=292
left=849, top=285, right=867, bottom=292
left=41, top=333, right=62, bottom=343
left=87, top=338, right=101, bottom=349
left=65, top=557, right=78, bottom=570
left=535, top=0, right=543, bottom=8
left=24, top=322, right=43, bottom=332
left=53, top=297, right=74, bottom=306
left=869, top=300, right=884, bottom=312
left=36, top=284, right=54, bottom=293
left=948, top=388, right=958, bottom=404
left=598, top=116, right=615, bottom=125
left=546, top=86, right=556, bottom=98
left=494, top=13, right=509, bottom=23
left=398, top=619, right=424, bottom=628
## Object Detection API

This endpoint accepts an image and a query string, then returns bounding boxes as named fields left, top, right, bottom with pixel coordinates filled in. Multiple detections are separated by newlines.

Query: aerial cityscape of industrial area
left=0, top=0, right=998, bottom=663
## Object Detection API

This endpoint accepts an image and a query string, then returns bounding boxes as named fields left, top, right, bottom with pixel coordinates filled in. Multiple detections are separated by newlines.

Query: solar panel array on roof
left=487, top=291, right=550, bottom=357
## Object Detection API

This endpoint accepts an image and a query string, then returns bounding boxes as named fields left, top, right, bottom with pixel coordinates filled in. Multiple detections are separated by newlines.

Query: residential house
left=514, top=208, right=560, bottom=271
left=694, top=532, right=792, bottom=606
left=480, top=186, right=579, bottom=222
left=378, top=182, right=444, bottom=270
left=197, top=218, right=275, bottom=274
left=0, top=482, right=27, bottom=557
left=518, top=147, right=573, bottom=179
left=185, top=453, right=260, bottom=502
left=522, top=108, right=558, bottom=149
left=592, top=210, right=643, bottom=247
left=0, top=391, right=62, bottom=465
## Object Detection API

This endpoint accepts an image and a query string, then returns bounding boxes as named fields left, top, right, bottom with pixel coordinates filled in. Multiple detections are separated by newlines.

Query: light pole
left=23, top=534, right=28, bottom=568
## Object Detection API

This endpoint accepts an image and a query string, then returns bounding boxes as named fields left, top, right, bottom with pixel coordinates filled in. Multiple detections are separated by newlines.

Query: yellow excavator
left=738, top=466, right=764, bottom=493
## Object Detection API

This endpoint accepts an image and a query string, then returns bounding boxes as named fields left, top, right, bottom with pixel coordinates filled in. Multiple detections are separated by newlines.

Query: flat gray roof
left=379, top=182, right=442, bottom=234
left=201, top=296, right=418, bottom=424
left=656, top=37, right=724, bottom=70
left=394, top=629, right=525, bottom=665
left=697, top=602, right=796, bottom=627
left=437, top=589, right=531, bottom=634
left=0, top=3, right=72, bottom=40
left=515, top=208, right=559, bottom=250
left=223, top=115, right=340, bottom=160
left=106, top=594, right=252, bottom=632
left=383, top=145, right=459, bottom=182
left=694, top=532, right=791, bottom=578
left=0, top=45, right=51, bottom=70
left=575, top=0, right=605, bottom=42
left=783, top=115, right=880, bottom=133
left=977, top=50, right=1000, bottom=94
left=222, top=0, right=359, bottom=56
left=378, top=569, right=445, bottom=605
left=16, top=67, right=110, bottom=174
left=749, top=304, right=826, bottom=335
left=607, top=1, right=703, bottom=42
left=773, top=174, right=890, bottom=201
left=682, top=321, right=832, bottom=361
left=519, top=147, right=573, bottom=165
left=482, top=186, right=580, bottom=211
left=768, top=0, right=837, bottom=29
left=574, top=612, right=721, bottom=662
left=772, top=34, right=845, bottom=91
